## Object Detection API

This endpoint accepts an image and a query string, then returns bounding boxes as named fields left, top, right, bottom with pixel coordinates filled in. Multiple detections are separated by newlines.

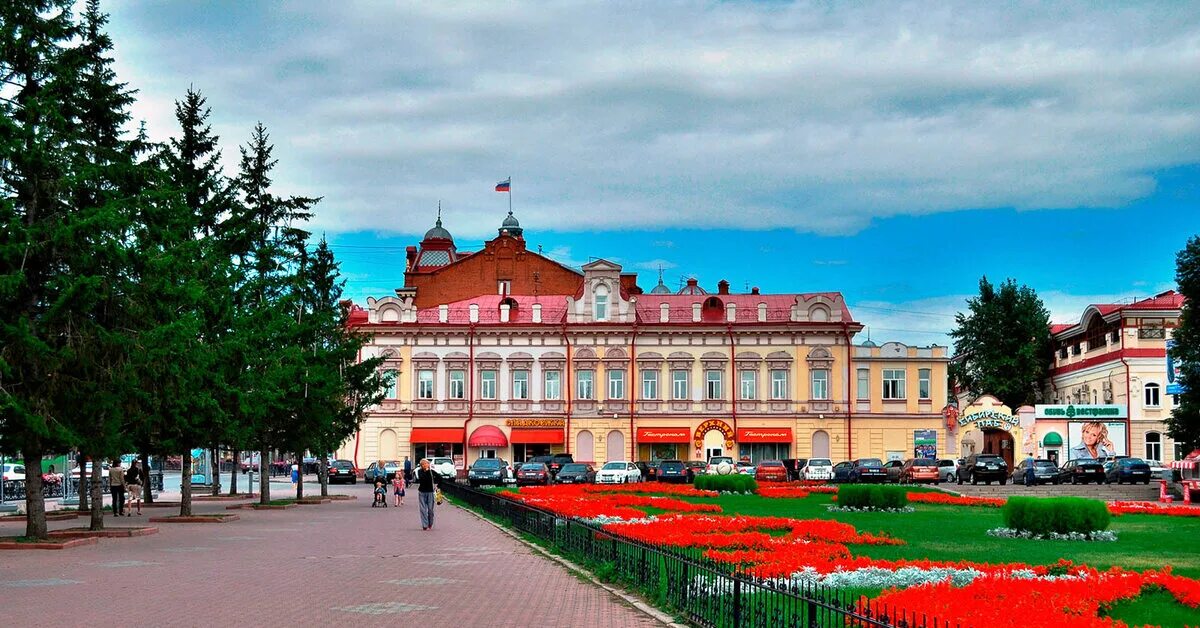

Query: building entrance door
left=982, top=429, right=1014, bottom=468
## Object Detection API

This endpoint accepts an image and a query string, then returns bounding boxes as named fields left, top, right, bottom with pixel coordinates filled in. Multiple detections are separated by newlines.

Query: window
left=882, top=369, right=906, bottom=400
left=705, top=370, right=723, bottom=400
left=417, top=369, right=434, bottom=399
left=641, top=369, right=658, bottom=400
left=594, top=285, right=609, bottom=321
left=384, top=369, right=398, bottom=399
left=918, top=368, right=931, bottom=400
left=1144, top=383, right=1161, bottom=408
left=512, top=369, right=529, bottom=400
left=497, top=280, right=511, bottom=295
left=480, top=370, right=497, bottom=399
left=770, top=369, right=788, bottom=400
left=544, top=370, right=561, bottom=400
left=671, top=370, right=688, bottom=400
left=856, top=368, right=869, bottom=400
left=448, top=370, right=465, bottom=399
left=1145, top=432, right=1162, bottom=461
left=577, top=370, right=594, bottom=400
left=740, top=371, right=757, bottom=400
left=1058, top=346, right=1068, bottom=359
left=607, top=369, right=625, bottom=399
left=1071, top=343, right=1081, bottom=356
left=811, top=369, right=829, bottom=400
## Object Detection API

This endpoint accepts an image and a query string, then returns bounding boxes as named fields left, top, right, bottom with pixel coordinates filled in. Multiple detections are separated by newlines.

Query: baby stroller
left=372, top=481, right=388, bottom=507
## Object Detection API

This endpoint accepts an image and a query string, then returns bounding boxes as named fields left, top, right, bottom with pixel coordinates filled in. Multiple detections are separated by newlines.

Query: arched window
left=594, top=285, right=609, bottom=321
left=576, top=430, right=595, bottom=462
left=812, top=430, right=831, bottom=458
left=606, top=430, right=625, bottom=461
left=1145, top=432, right=1162, bottom=461
left=1144, top=383, right=1161, bottom=408
left=701, top=296, right=724, bottom=322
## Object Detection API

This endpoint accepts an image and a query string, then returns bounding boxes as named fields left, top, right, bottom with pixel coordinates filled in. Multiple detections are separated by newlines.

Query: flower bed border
left=193, top=494, right=257, bottom=502
left=0, top=535, right=98, bottom=550
left=0, top=511, right=78, bottom=522
left=148, top=514, right=240, bottom=523
left=49, top=526, right=159, bottom=538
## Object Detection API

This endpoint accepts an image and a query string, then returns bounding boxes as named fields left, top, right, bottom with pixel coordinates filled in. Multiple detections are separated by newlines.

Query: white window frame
left=856, top=368, right=870, bottom=400
left=1144, top=382, right=1161, bottom=408
left=480, top=369, right=497, bottom=400
left=740, top=370, right=756, bottom=400
left=384, top=369, right=398, bottom=399
left=608, top=369, right=625, bottom=399
left=918, top=368, right=931, bottom=400
left=448, top=369, right=465, bottom=399
left=770, top=369, right=788, bottom=400
left=705, top=370, right=723, bottom=400
left=497, top=280, right=511, bottom=295
left=641, top=369, right=658, bottom=400
left=1145, top=432, right=1162, bottom=461
left=577, top=369, right=594, bottom=400
left=811, top=369, right=829, bottom=400
left=544, top=370, right=561, bottom=400
left=882, top=369, right=906, bottom=400
left=594, top=285, right=609, bottom=321
left=512, top=369, right=529, bottom=400
left=671, top=370, right=688, bottom=400
left=417, top=369, right=435, bottom=399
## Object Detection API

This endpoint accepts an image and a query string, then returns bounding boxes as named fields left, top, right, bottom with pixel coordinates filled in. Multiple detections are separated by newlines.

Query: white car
left=430, top=457, right=457, bottom=479
left=1, top=463, right=25, bottom=482
left=706, top=456, right=735, bottom=474
left=595, top=461, right=642, bottom=484
left=1144, top=460, right=1170, bottom=479
left=802, top=458, right=834, bottom=481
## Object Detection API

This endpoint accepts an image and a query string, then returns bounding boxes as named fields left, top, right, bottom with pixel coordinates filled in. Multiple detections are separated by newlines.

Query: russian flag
left=495, top=177, right=511, bottom=192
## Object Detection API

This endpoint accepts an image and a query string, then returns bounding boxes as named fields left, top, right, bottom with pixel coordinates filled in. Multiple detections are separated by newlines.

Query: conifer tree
left=1167, top=236, right=1200, bottom=451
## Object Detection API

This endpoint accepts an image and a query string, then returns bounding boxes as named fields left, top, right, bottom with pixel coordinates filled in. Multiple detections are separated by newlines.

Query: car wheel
left=972, top=474, right=978, bottom=485
left=1053, top=479, right=1060, bottom=485
left=1000, top=478, right=1007, bottom=486
left=1071, top=477, right=1078, bottom=485
left=957, top=474, right=964, bottom=485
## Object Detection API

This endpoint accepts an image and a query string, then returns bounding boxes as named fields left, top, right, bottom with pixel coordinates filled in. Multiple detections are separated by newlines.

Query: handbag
left=435, top=488, right=444, bottom=506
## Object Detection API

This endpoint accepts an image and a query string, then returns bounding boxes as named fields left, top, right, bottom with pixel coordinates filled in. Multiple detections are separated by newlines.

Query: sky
left=105, top=1, right=1200, bottom=347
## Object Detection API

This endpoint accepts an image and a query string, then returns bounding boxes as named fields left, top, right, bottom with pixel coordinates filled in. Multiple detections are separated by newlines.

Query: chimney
left=469, top=303, right=479, bottom=323
left=717, top=280, right=730, bottom=295
left=406, top=246, right=418, bottom=270
left=751, top=286, right=760, bottom=295
left=686, top=278, right=698, bottom=289
left=438, top=304, right=449, bottom=323
left=532, top=303, right=542, bottom=323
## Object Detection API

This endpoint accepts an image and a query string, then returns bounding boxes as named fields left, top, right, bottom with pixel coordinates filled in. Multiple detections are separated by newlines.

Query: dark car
left=517, top=462, right=551, bottom=486
left=555, top=463, right=596, bottom=484
left=1010, top=458, right=1062, bottom=485
left=549, top=454, right=574, bottom=477
left=958, top=454, right=1008, bottom=485
left=850, top=458, right=887, bottom=483
left=363, top=460, right=400, bottom=484
left=636, top=460, right=662, bottom=481
left=467, top=458, right=510, bottom=487
left=1060, top=459, right=1106, bottom=484
left=327, top=459, right=356, bottom=485
left=754, top=460, right=789, bottom=483
left=1105, top=457, right=1152, bottom=484
left=656, top=460, right=691, bottom=483
left=781, top=458, right=808, bottom=482
left=882, top=460, right=905, bottom=483
left=831, top=461, right=856, bottom=482
left=685, top=460, right=708, bottom=477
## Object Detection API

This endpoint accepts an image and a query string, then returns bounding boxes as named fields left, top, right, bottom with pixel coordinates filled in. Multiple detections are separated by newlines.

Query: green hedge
left=1002, top=496, right=1111, bottom=535
left=837, top=485, right=909, bottom=509
left=694, top=473, right=758, bottom=493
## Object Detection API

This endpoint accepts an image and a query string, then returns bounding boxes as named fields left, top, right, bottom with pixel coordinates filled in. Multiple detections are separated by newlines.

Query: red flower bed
left=1107, top=501, right=1200, bottom=518
left=907, top=492, right=1005, bottom=508
left=506, top=484, right=721, bottom=520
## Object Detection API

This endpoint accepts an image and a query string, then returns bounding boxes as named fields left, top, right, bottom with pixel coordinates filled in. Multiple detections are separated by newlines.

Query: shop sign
left=505, top=418, right=566, bottom=428
left=958, top=409, right=1018, bottom=431
left=637, top=428, right=691, bottom=443
left=736, top=428, right=792, bottom=443
left=693, top=419, right=735, bottom=452
left=1035, top=404, right=1126, bottom=419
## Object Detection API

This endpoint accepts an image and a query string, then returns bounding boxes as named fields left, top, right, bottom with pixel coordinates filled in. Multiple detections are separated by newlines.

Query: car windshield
left=809, top=459, right=831, bottom=466
left=759, top=461, right=784, bottom=467
left=1035, top=461, right=1057, bottom=468
left=473, top=460, right=501, bottom=468
left=1121, top=458, right=1146, bottom=466
left=431, top=458, right=452, bottom=465
left=858, top=459, right=883, bottom=467
left=602, top=462, right=626, bottom=471
left=522, top=463, right=547, bottom=471
left=332, top=461, right=352, bottom=468
left=710, top=457, right=733, bottom=464
left=560, top=464, right=587, bottom=472
left=911, top=459, right=936, bottom=466
left=660, top=462, right=684, bottom=469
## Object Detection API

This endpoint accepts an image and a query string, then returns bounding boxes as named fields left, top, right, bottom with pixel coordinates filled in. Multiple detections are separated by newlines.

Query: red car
left=754, top=460, right=789, bottom=483
left=517, top=462, right=551, bottom=486
left=900, top=458, right=941, bottom=484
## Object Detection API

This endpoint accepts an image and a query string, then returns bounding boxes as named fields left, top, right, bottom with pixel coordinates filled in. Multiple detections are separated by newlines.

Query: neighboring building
left=1040, top=291, right=1185, bottom=464
left=339, top=212, right=950, bottom=472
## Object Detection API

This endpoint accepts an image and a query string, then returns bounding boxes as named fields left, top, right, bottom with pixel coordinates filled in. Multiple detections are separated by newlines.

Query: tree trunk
left=295, top=452, right=303, bottom=500
left=180, top=452, right=193, bottom=517
left=229, top=450, right=239, bottom=496
left=89, top=458, right=104, bottom=531
left=22, top=445, right=48, bottom=540
left=319, top=453, right=329, bottom=497
left=258, top=448, right=270, bottom=505
left=77, top=455, right=89, bottom=511
left=140, top=452, right=151, bottom=504
left=210, top=448, right=220, bottom=496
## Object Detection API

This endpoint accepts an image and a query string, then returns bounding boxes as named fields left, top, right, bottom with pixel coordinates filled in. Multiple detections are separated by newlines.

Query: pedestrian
left=392, top=471, right=406, bottom=507
left=125, top=459, right=143, bottom=516
left=290, top=461, right=299, bottom=487
left=403, top=456, right=413, bottom=482
left=108, top=458, right=127, bottom=517
left=415, top=458, right=441, bottom=530
left=1024, top=453, right=1036, bottom=487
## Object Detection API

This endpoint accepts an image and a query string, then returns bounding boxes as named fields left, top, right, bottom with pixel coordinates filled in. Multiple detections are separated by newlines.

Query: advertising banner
left=1168, top=339, right=1184, bottom=395
left=1066, top=421, right=1127, bottom=460
left=913, top=429, right=937, bottom=459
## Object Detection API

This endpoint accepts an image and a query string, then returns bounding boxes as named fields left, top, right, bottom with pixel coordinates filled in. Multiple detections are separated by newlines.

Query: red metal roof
left=1050, top=291, right=1183, bottom=338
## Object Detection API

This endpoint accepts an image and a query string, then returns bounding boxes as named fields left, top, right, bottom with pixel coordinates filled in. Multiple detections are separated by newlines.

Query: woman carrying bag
left=415, top=458, right=441, bottom=531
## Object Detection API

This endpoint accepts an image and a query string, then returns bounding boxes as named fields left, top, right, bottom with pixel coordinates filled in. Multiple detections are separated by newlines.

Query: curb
left=0, top=535, right=99, bottom=550
left=453, top=503, right=687, bottom=628
left=49, top=526, right=159, bottom=538
left=148, top=514, right=240, bottom=523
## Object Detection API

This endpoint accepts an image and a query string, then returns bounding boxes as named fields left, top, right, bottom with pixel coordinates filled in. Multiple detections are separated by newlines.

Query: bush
left=695, top=473, right=757, bottom=493
left=1002, top=496, right=1111, bottom=535
left=837, top=485, right=909, bottom=509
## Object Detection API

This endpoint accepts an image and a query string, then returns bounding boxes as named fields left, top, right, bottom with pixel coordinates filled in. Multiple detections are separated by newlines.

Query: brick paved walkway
left=0, top=483, right=661, bottom=627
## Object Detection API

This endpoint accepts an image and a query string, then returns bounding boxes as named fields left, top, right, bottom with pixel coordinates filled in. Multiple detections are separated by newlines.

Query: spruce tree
left=1167, top=236, right=1200, bottom=451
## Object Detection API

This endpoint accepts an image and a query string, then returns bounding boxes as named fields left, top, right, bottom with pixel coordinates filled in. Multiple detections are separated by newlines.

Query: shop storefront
left=467, top=425, right=508, bottom=463
left=410, top=427, right=465, bottom=469
left=736, top=427, right=792, bottom=462
left=694, top=419, right=736, bottom=461
left=508, top=419, right=566, bottom=461
left=1034, top=404, right=1127, bottom=462
left=636, top=427, right=691, bottom=461
left=953, top=397, right=1024, bottom=468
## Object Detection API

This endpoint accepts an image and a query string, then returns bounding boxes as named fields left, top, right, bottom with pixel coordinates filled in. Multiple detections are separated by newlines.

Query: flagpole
left=508, top=175, right=512, bottom=214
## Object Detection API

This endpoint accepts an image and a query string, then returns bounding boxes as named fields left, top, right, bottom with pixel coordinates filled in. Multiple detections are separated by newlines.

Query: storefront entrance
left=638, top=443, right=685, bottom=461
left=513, top=443, right=552, bottom=462
left=738, top=443, right=789, bottom=463
left=982, top=429, right=1014, bottom=468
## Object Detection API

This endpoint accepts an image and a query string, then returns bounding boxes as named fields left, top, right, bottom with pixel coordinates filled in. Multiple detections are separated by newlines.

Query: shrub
left=1002, top=496, right=1111, bottom=535
left=837, top=485, right=909, bottom=509
left=695, top=473, right=757, bottom=493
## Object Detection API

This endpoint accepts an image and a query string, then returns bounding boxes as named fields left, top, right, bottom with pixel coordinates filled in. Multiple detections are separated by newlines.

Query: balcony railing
left=1138, top=328, right=1166, bottom=340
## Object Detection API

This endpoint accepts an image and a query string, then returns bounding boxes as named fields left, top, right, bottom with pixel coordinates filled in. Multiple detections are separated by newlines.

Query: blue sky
left=103, top=1, right=1200, bottom=346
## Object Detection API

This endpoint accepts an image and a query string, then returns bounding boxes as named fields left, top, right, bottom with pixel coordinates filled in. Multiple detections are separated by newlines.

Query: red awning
left=636, top=428, right=691, bottom=443
left=410, top=427, right=465, bottom=443
left=509, top=428, right=564, bottom=445
left=737, top=427, right=793, bottom=443
left=1172, top=449, right=1200, bottom=470
left=468, top=425, right=508, bottom=447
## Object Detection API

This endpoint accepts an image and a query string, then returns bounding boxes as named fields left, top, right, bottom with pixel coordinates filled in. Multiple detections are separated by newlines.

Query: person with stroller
left=372, top=480, right=388, bottom=507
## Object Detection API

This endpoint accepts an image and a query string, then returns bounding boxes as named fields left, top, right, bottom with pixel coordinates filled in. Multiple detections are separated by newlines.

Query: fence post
left=732, top=577, right=742, bottom=627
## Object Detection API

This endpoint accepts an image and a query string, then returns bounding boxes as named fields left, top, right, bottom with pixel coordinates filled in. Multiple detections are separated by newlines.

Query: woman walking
left=415, top=458, right=441, bottom=530
left=125, top=459, right=144, bottom=516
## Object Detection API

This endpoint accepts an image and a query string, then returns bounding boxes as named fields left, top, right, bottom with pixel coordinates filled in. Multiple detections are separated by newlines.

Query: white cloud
left=107, top=1, right=1200, bottom=238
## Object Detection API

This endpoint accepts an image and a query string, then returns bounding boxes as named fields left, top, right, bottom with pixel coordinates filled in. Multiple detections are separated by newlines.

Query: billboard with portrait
left=1066, top=421, right=1127, bottom=460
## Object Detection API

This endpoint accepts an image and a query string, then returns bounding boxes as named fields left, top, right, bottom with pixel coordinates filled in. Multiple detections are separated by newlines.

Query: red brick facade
left=405, top=234, right=585, bottom=307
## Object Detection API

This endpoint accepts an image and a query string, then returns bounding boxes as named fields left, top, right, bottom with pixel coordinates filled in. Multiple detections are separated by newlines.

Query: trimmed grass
left=1104, top=589, right=1200, bottom=627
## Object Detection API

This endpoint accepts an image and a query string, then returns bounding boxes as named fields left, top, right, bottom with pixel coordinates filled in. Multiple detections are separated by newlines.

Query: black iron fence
left=441, top=481, right=953, bottom=628
left=1, top=473, right=164, bottom=503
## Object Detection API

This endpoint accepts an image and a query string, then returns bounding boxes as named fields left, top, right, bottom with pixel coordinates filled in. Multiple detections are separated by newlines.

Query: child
left=392, top=472, right=406, bottom=507
left=372, top=480, right=388, bottom=507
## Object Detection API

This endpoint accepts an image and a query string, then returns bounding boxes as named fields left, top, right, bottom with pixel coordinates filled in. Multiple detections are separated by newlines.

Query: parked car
left=831, top=461, right=856, bottom=482
left=754, top=460, right=789, bottom=482
left=555, top=463, right=596, bottom=484
left=1009, top=458, right=1062, bottom=485
left=516, top=462, right=551, bottom=486
left=802, top=458, right=834, bottom=481
left=736, top=461, right=756, bottom=476
left=363, top=460, right=400, bottom=484
left=1144, top=459, right=1170, bottom=479
left=958, top=454, right=1008, bottom=485
left=849, top=458, right=887, bottom=483
left=327, top=459, right=356, bottom=484
left=1060, top=459, right=1106, bottom=484
left=596, top=461, right=642, bottom=484
left=1, top=463, right=25, bottom=482
left=899, top=458, right=941, bottom=484
left=706, top=456, right=735, bottom=474
left=656, top=460, right=692, bottom=483
left=781, top=458, right=808, bottom=482
left=430, top=457, right=457, bottom=479
left=634, top=460, right=662, bottom=481
left=685, top=460, right=709, bottom=477
left=468, top=458, right=510, bottom=487
left=936, top=459, right=959, bottom=483
left=549, top=453, right=574, bottom=477
left=882, top=460, right=905, bottom=483
left=1105, top=457, right=1152, bottom=484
